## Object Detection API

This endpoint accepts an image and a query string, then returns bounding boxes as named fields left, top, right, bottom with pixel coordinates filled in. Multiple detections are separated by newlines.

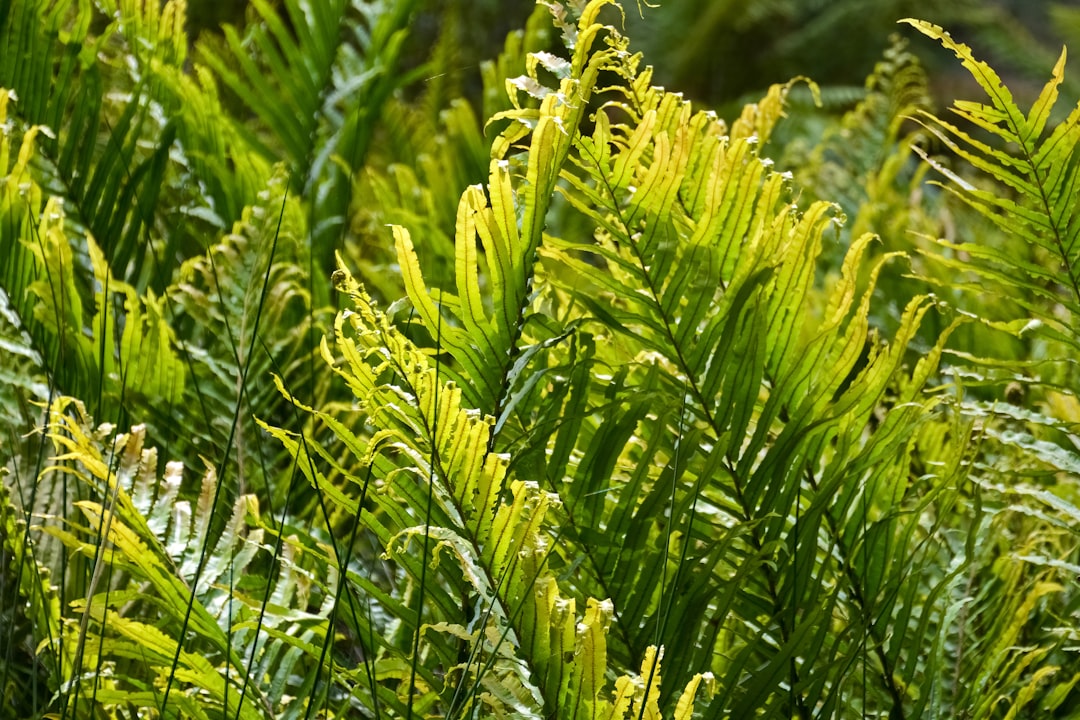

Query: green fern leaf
left=903, top=19, right=1080, bottom=336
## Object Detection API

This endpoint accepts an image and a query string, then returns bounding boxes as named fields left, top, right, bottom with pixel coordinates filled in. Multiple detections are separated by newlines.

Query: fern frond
left=898, top=34, right=1080, bottom=715
left=265, top=254, right=713, bottom=717
left=389, top=0, right=623, bottom=417
left=794, top=36, right=934, bottom=237
left=167, top=168, right=319, bottom=497
left=0, top=0, right=184, bottom=291
left=904, top=19, right=1080, bottom=350
left=154, top=62, right=273, bottom=230
left=316, top=0, right=973, bottom=715
left=199, top=0, right=421, bottom=259
left=30, top=398, right=343, bottom=719
left=0, top=98, right=186, bottom=412
left=0, top=471, right=71, bottom=715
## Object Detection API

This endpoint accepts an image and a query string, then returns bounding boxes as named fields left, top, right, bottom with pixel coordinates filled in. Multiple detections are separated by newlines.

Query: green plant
left=2, top=1, right=1080, bottom=719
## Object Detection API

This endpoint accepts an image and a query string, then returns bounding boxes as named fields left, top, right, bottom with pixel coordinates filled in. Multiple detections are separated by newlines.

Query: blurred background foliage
left=622, top=0, right=1080, bottom=111
left=188, top=0, right=1080, bottom=113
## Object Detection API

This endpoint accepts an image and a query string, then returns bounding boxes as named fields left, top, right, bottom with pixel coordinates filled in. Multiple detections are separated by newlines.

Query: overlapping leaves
left=25, top=398, right=333, bottom=719
left=905, top=20, right=1080, bottom=351
left=318, top=0, right=969, bottom=716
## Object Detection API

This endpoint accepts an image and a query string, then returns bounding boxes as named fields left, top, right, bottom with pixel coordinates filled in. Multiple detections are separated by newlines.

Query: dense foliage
left=2, top=1, right=1079, bottom=718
